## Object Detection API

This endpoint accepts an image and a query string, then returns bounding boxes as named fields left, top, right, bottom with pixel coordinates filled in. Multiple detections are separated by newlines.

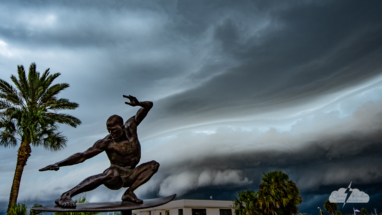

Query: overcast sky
left=1, top=0, right=382, bottom=214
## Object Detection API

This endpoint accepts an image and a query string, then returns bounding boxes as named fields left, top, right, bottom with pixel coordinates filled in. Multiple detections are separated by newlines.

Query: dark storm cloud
left=2, top=0, right=381, bottom=132
left=0, top=0, right=169, bottom=47
left=143, top=0, right=382, bottom=137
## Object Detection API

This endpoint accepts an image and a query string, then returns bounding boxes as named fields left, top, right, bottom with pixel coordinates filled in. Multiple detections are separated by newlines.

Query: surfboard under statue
left=31, top=194, right=176, bottom=213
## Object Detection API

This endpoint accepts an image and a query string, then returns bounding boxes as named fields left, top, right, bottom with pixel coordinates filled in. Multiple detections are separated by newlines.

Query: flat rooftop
left=136, top=199, right=234, bottom=211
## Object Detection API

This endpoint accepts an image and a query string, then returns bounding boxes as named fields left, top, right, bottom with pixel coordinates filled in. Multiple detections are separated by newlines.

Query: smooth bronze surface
left=39, top=95, right=160, bottom=208
left=31, top=194, right=176, bottom=212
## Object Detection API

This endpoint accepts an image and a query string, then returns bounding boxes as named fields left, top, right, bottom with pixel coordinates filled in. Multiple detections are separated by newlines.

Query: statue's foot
left=55, top=193, right=76, bottom=208
left=122, top=190, right=143, bottom=204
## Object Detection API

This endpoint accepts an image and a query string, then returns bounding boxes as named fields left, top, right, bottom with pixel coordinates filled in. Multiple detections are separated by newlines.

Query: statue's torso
left=105, top=139, right=141, bottom=168
left=105, top=116, right=141, bottom=169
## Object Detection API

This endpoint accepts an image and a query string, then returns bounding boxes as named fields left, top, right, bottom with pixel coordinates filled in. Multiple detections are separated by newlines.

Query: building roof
left=137, top=199, right=234, bottom=211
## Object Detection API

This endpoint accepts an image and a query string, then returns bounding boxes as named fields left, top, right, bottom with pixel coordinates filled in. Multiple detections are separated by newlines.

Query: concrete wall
left=170, top=209, right=178, bottom=215
left=155, top=210, right=166, bottom=215
left=133, top=199, right=235, bottom=215
left=206, top=208, right=219, bottom=215
left=184, top=208, right=192, bottom=215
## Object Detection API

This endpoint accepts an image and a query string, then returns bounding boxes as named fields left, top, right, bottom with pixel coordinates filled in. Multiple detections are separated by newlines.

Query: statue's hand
left=123, top=95, right=140, bottom=107
left=39, top=164, right=59, bottom=171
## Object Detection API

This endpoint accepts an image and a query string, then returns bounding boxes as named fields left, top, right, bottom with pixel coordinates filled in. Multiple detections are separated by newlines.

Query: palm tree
left=323, top=200, right=338, bottom=215
left=234, top=190, right=262, bottom=215
left=30, top=204, right=43, bottom=215
left=257, top=170, right=302, bottom=215
left=360, top=208, right=367, bottom=215
left=336, top=211, right=342, bottom=215
left=0, top=63, right=81, bottom=212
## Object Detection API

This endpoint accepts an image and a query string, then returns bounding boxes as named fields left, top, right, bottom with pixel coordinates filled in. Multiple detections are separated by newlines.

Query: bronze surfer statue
left=40, top=95, right=158, bottom=208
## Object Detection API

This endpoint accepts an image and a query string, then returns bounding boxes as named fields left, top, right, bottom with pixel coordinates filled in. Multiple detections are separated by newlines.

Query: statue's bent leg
left=122, top=160, right=159, bottom=203
left=56, top=168, right=120, bottom=208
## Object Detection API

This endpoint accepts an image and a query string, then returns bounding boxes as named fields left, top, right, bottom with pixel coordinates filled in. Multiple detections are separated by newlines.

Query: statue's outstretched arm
left=123, top=95, right=153, bottom=125
left=39, top=139, right=105, bottom=171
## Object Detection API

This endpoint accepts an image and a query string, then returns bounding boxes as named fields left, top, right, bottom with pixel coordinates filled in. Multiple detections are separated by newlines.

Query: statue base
left=31, top=194, right=176, bottom=215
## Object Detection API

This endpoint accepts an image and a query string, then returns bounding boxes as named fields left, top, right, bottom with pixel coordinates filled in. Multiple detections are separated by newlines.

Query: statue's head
left=106, top=115, right=124, bottom=140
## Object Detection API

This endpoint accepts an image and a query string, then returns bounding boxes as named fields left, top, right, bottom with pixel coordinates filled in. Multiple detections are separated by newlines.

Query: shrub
left=7, top=203, right=27, bottom=215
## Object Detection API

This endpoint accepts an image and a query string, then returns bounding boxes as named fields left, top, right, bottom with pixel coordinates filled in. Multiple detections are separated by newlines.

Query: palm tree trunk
left=7, top=142, right=31, bottom=212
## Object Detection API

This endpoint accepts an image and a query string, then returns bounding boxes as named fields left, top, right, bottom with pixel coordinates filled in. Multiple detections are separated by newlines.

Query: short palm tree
left=257, top=170, right=302, bottom=215
left=7, top=203, right=28, bottom=215
left=360, top=208, right=367, bottom=215
left=323, top=200, right=338, bottom=215
left=234, top=190, right=262, bottom=215
left=0, top=63, right=81, bottom=212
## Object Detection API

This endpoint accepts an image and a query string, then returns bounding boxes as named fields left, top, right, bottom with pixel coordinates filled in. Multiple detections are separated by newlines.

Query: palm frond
left=0, top=100, right=13, bottom=110
left=0, top=78, right=17, bottom=96
left=46, top=98, right=79, bottom=110
left=39, top=68, right=50, bottom=83
left=0, top=92, right=23, bottom=108
left=0, top=117, right=17, bottom=147
left=28, top=63, right=41, bottom=103
left=10, top=75, right=27, bottom=102
left=0, top=79, right=24, bottom=107
left=35, top=69, right=51, bottom=101
left=42, top=130, right=67, bottom=151
left=4, top=106, right=23, bottom=118
left=40, top=72, right=61, bottom=96
left=40, top=83, right=69, bottom=104
left=16, top=65, right=30, bottom=101
left=46, top=113, right=81, bottom=127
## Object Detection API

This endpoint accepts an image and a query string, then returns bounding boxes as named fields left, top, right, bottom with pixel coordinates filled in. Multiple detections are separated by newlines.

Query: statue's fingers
left=123, top=95, right=132, bottom=100
left=123, top=95, right=134, bottom=100
left=39, top=166, right=48, bottom=171
left=125, top=102, right=132, bottom=106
